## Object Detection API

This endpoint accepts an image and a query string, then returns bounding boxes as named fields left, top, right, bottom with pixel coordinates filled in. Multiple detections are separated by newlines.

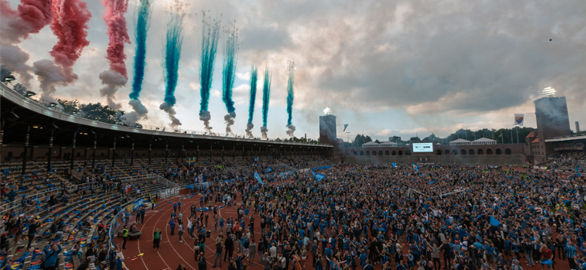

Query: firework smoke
left=0, top=0, right=53, bottom=44
left=286, top=61, right=295, bottom=137
left=31, top=0, right=91, bottom=100
left=261, top=67, right=271, bottom=139
left=0, top=0, right=52, bottom=87
left=122, top=98, right=148, bottom=125
left=127, top=0, right=151, bottom=123
left=49, top=0, right=91, bottom=81
left=0, top=45, right=32, bottom=85
left=222, top=23, right=238, bottom=135
left=99, top=0, right=130, bottom=109
left=245, top=66, right=257, bottom=138
left=199, top=13, right=220, bottom=133
left=99, top=69, right=125, bottom=110
left=224, top=112, right=235, bottom=135
left=32, top=59, right=65, bottom=101
left=160, top=5, right=184, bottom=128
left=159, top=102, right=181, bottom=127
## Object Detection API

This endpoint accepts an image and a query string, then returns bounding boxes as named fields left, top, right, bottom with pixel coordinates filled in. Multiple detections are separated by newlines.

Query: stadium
left=1, top=0, right=586, bottom=270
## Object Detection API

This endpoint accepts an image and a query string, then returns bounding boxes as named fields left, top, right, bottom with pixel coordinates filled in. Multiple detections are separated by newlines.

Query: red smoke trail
left=102, top=0, right=130, bottom=77
left=0, top=0, right=52, bottom=43
left=50, top=0, right=91, bottom=81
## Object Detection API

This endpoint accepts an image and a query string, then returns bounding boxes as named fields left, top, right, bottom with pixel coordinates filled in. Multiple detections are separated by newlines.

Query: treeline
left=58, top=99, right=126, bottom=125
left=347, top=127, right=536, bottom=147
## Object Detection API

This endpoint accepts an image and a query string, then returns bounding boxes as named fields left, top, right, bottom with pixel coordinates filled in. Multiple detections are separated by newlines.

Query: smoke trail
left=0, top=0, right=53, bottom=44
left=32, top=59, right=65, bottom=102
left=160, top=7, right=184, bottom=128
left=286, top=61, right=295, bottom=137
left=49, top=0, right=91, bottom=81
left=127, top=0, right=151, bottom=123
left=222, top=23, right=238, bottom=135
left=245, top=65, right=257, bottom=138
left=0, top=0, right=52, bottom=87
left=199, top=13, right=220, bottom=133
left=0, top=45, right=32, bottom=84
left=30, top=0, right=91, bottom=101
left=122, top=99, right=148, bottom=125
left=261, top=67, right=271, bottom=139
left=99, top=0, right=130, bottom=110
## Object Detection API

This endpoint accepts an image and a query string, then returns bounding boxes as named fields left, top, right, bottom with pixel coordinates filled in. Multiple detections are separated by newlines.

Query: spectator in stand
left=41, top=243, right=62, bottom=270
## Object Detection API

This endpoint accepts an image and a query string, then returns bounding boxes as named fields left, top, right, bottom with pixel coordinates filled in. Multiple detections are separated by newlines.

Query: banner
left=133, top=198, right=143, bottom=210
left=514, top=114, right=524, bottom=126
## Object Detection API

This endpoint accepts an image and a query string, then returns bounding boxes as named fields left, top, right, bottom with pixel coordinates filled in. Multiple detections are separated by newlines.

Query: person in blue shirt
left=42, top=243, right=62, bottom=270
left=169, top=218, right=175, bottom=235
left=567, top=240, right=578, bottom=269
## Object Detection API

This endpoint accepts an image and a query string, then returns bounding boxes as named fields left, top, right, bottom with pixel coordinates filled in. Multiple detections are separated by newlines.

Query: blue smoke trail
left=124, top=0, right=151, bottom=125
left=129, top=0, right=150, bottom=101
left=286, top=62, right=295, bottom=137
left=222, top=25, right=238, bottom=135
left=245, top=66, right=257, bottom=137
left=261, top=67, right=271, bottom=139
left=159, top=11, right=183, bottom=127
left=199, top=15, right=220, bottom=132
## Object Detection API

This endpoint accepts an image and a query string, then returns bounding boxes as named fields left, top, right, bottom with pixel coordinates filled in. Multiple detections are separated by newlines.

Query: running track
left=116, top=192, right=272, bottom=270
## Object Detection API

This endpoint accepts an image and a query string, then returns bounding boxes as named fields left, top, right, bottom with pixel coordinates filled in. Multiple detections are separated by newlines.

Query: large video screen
left=412, top=143, right=433, bottom=153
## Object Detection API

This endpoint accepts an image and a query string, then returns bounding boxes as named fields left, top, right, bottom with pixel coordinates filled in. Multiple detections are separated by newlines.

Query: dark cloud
left=240, top=25, right=291, bottom=51
left=310, top=0, right=586, bottom=114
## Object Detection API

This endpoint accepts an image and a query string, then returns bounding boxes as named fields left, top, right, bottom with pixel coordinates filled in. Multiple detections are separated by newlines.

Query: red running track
left=116, top=193, right=272, bottom=270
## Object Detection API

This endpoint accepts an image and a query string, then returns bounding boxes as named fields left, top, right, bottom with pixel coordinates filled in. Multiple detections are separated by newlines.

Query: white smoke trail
left=160, top=102, right=181, bottom=127
left=99, top=69, right=126, bottom=110
left=260, top=126, right=268, bottom=139
left=32, top=59, right=66, bottom=101
left=0, top=44, right=32, bottom=86
left=245, top=122, right=254, bottom=138
left=199, top=110, right=214, bottom=134
left=286, top=124, right=296, bottom=137
left=224, top=112, right=235, bottom=136
left=122, top=99, right=149, bottom=125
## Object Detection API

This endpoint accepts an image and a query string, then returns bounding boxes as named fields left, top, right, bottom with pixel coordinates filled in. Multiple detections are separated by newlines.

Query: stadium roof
left=362, top=141, right=398, bottom=147
left=449, top=138, right=470, bottom=145
left=0, top=82, right=331, bottom=148
left=472, top=137, right=497, bottom=144
left=545, top=135, right=586, bottom=143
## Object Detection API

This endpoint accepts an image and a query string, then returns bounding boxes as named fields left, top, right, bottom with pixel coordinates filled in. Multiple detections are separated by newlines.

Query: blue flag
left=489, top=216, right=501, bottom=227
left=254, top=172, right=264, bottom=185
left=392, top=162, right=397, bottom=169
left=315, top=173, right=325, bottom=182
left=265, top=167, right=273, bottom=173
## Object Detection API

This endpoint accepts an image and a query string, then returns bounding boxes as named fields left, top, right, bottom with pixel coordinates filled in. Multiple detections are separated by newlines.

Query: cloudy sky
left=4, top=0, right=586, bottom=141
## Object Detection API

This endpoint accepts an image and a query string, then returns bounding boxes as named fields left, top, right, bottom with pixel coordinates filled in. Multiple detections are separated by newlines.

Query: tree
left=57, top=99, right=80, bottom=114
left=79, top=102, right=122, bottom=124
left=352, top=134, right=372, bottom=146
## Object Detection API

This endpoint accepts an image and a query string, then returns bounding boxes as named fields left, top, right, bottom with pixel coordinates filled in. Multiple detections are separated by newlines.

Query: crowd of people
left=156, top=154, right=584, bottom=270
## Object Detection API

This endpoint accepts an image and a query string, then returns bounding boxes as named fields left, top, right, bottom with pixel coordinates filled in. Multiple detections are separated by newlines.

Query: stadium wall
left=341, top=144, right=526, bottom=165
